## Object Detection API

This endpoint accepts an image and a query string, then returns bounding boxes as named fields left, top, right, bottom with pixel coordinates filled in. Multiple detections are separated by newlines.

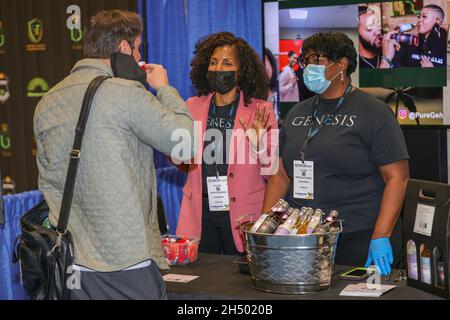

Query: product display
left=250, top=199, right=288, bottom=233
left=241, top=198, right=343, bottom=295
left=253, top=199, right=340, bottom=236
left=403, top=180, right=450, bottom=299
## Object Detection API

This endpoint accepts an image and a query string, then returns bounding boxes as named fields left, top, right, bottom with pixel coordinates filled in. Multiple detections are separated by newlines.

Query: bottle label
left=274, top=226, right=290, bottom=235
left=250, top=214, right=268, bottom=233
left=257, top=217, right=280, bottom=234
left=421, top=257, right=431, bottom=284
left=407, top=254, right=418, bottom=280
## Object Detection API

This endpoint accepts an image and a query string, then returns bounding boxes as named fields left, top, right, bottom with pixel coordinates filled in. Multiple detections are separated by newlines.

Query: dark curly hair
left=301, top=32, right=358, bottom=76
left=190, top=32, right=269, bottom=105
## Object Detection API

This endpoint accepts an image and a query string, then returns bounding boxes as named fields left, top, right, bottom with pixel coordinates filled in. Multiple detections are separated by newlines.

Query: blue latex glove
left=364, top=237, right=393, bottom=276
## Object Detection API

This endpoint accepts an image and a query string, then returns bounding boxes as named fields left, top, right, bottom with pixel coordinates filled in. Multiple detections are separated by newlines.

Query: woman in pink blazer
left=176, top=32, right=279, bottom=254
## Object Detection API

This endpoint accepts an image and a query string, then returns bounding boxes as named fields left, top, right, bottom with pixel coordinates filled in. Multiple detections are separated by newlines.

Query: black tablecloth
left=164, top=254, right=443, bottom=300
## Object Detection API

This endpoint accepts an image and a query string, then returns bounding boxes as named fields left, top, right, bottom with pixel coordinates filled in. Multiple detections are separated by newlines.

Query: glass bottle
left=313, top=210, right=339, bottom=234
left=406, top=240, right=418, bottom=280
left=250, top=199, right=289, bottom=233
left=255, top=212, right=282, bottom=234
left=420, top=245, right=432, bottom=285
left=306, top=209, right=325, bottom=234
left=274, top=209, right=300, bottom=235
left=433, top=247, right=445, bottom=289
left=296, top=208, right=314, bottom=234
left=395, top=23, right=416, bottom=33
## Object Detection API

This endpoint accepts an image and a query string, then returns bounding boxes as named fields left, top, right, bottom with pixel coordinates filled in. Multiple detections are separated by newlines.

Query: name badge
left=207, top=176, right=230, bottom=211
left=293, top=160, right=314, bottom=200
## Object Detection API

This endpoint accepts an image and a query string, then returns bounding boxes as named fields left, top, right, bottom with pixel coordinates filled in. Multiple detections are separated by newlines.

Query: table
left=164, top=254, right=443, bottom=300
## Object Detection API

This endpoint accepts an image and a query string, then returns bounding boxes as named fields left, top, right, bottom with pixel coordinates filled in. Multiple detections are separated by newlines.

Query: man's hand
left=382, top=31, right=401, bottom=61
left=145, top=64, right=169, bottom=90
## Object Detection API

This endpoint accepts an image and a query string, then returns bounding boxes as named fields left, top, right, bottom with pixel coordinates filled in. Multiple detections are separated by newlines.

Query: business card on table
left=339, top=283, right=396, bottom=297
left=163, top=274, right=199, bottom=283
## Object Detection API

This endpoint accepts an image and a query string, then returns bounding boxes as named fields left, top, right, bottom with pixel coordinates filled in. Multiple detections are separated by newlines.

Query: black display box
left=403, top=179, right=450, bottom=299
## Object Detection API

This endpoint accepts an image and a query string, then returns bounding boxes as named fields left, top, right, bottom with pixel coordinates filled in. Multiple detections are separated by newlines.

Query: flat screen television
left=263, top=0, right=450, bottom=126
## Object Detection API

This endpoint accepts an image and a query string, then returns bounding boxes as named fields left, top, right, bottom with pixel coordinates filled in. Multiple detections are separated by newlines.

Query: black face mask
left=110, top=51, right=147, bottom=88
left=207, top=71, right=237, bottom=95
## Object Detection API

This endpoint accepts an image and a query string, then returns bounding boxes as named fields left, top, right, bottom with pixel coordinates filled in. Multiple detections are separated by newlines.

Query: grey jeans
left=69, top=262, right=167, bottom=300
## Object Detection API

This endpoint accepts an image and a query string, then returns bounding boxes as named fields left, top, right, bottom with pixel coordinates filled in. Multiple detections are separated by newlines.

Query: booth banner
left=0, top=0, right=137, bottom=193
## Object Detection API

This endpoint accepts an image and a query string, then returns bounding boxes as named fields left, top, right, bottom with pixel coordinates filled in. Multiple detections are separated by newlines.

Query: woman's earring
left=435, top=23, right=441, bottom=38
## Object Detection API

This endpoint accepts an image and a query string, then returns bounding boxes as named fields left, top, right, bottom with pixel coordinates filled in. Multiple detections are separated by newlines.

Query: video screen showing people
left=263, top=0, right=449, bottom=124
left=264, top=1, right=359, bottom=104
left=359, top=1, right=448, bottom=70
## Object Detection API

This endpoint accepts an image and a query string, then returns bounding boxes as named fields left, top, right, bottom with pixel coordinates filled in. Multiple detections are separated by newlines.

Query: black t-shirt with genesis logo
left=202, top=101, right=237, bottom=193
left=280, top=88, right=409, bottom=233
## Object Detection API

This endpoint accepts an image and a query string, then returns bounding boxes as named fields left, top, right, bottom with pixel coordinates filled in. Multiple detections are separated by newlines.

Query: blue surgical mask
left=303, top=62, right=341, bottom=94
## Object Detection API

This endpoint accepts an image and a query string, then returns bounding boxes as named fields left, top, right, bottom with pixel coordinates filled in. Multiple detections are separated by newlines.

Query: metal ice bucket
left=241, top=221, right=343, bottom=295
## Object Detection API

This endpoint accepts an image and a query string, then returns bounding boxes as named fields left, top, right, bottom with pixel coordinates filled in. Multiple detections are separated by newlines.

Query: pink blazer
left=176, top=92, right=279, bottom=252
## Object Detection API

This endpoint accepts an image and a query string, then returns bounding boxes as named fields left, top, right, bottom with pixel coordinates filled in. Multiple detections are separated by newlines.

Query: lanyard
left=211, top=93, right=240, bottom=117
left=300, top=83, right=353, bottom=162
left=209, top=94, right=240, bottom=178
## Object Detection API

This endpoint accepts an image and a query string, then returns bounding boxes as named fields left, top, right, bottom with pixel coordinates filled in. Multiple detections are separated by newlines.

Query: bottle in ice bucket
left=255, top=214, right=282, bottom=234
left=271, top=199, right=290, bottom=220
left=313, top=210, right=339, bottom=234
left=306, top=209, right=325, bottom=234
left=274, top=208, right=300, bottom=235
left=289, top=207, right=306, bottom=234
left=250, top=199, right=288, bottom=233
left=296, top=207, right=315, bottom=234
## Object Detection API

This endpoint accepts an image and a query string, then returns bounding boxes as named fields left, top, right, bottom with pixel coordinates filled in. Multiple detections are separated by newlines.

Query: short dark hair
left=358, top=5, right=369, bottom=16
left=288, top=50, right=297, bottom=58
left=190, top=32, right=269, bottom=105
left=302, top=32, right=358, bottom=76
left=84, top=10, right=143, bottom=59
left=423, top=4, right=445, bottom=21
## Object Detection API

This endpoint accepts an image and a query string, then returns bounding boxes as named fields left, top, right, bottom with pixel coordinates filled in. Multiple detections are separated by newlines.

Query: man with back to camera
left=279, top=50, right=300, bottom=102
left=34, top=10, right=196, bottom=300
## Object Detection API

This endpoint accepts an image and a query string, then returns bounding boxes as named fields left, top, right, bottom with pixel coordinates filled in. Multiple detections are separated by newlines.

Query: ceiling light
left=289, top=9, right=308, bottom=20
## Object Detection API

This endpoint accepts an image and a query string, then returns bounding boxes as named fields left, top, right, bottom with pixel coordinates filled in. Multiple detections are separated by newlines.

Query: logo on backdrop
left=67, top=5, right=83, bottom=50
left=397, top=109, right=444, bottom=121
left=0, top=21, right=6, bottom=54
left=0, top=123, right=12, bottom=157
left=0, top=73, right=10, bottom=104
left=27, top=78, right=49, bottom=98
left=26, top=18, right=46, bottom=52
left=70, top=28, right=83, bottom=50
left=398, top=109, right=408, bottom=120
left=3, top=176, right=16, bottom=195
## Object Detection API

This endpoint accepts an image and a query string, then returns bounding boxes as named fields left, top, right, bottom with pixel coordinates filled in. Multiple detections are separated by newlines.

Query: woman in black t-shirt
left=392, top=5, right=448, bottom=68
left=262, top=32, right=409, bottom=276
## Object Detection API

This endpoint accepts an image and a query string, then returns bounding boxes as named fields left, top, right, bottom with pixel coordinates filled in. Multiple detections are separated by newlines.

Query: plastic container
left=161, top=236, right=200, bottom=266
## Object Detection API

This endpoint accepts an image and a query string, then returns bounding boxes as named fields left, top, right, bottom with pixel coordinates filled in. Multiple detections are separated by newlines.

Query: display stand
left=403, top=179, right=450, bottom=299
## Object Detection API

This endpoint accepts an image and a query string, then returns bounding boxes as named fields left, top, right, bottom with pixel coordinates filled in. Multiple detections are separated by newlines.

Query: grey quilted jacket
left=34, top=59, right=195, bottom=272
